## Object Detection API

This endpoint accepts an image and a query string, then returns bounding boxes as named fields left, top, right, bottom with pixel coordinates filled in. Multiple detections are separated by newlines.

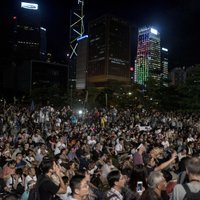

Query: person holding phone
left=128, top=164, right=147, bottom=194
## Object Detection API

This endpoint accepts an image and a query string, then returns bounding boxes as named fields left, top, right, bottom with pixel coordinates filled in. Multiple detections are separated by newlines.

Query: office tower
left=87, top=15, right=130, bottom=87
left=170, top=67, right=186, bottom=86
left=69, top=0, right=85, bottom=88
left=135, top=27, right=161, bottom=85
left=12, top=1, right=46, bottom=61
left=76, top=35, right=88, bottom=89
left=161, top=47, right=169, bottom=86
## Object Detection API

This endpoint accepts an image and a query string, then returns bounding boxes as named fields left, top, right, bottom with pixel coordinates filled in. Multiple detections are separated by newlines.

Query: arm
left=154, top=152, right=177, bottom=172
left=55, top=165, right=66, bottom=194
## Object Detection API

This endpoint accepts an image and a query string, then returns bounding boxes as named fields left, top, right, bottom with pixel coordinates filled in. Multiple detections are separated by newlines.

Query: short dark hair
left=62, top=176, right=69, bottom=184
left=39, top=156, right=54, bottom=174
left=8, top=160, right=16, bottom=166
left=16, top=152, right=22, bottom=157
left=70, top=175, right=85, bottom=195
left=107, top=170, right=121, bottom=188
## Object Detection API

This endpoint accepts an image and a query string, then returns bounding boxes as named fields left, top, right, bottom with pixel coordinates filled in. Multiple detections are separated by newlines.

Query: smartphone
left=136, top=181, right=143, bottom=193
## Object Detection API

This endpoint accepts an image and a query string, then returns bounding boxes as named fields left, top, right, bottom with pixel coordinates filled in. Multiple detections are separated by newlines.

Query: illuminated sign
left=150, top=28, right=158, bottom=35
left=77, top=35, right=88, bottom=42
left=162, top=47, right=168, bottom=52
left=21, top=2, right=38, bottom=10
left=40, top=27, right=46, bottom=31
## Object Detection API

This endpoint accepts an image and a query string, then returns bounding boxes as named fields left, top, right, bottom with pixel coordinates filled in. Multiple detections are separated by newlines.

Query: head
left=16, top=152, right=23, bottom=161
left=39, top=156, right=56, bottom=175
left=147, top=171, right=167, bottom=192
left=186, top=157, right=200, bottom=180
left=28, top=167, right=36, bottom=177
left=62, top=176, right=69, bottom=185
left=8, top=160, right=16, bottom=169
left=27, top=180, right=36, bottom=191
left=129, top=164, right=148, bottom=191
left=70, top=175, right=89, bottom=198
left=150, top=147, right=163, bottom=159
left=107, top=170, right=126, bottom=191
left=77, top=168, right=91, bottom=182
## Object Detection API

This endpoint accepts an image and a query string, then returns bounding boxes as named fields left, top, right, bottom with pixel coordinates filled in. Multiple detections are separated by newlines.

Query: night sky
left=2, top=0, right=200, bottom=68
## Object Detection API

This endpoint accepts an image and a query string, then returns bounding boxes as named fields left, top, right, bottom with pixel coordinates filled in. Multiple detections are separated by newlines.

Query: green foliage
left=26, top=65, right=200, bottom=111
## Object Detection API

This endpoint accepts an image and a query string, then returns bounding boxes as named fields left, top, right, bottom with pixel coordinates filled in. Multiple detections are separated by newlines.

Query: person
left=1, top=160, right=16, bottom=181
left=171, top=157, right=200, bottom=200
left=140, top=171, right=168, bottom=200
left=35, top=156, right=66, bottom=200
left=106, top=170, right=126, bottom=200
left=121, top=168, right=140, bottom=200
left=21, top=180, right=36, bottom=200
left=56, top=176, right=72, bottom=200
left=133, top=143, right=146, bottom=166
left=129, top=164, right=148, bottom=193
left=67, top=174, right=89, bottom=200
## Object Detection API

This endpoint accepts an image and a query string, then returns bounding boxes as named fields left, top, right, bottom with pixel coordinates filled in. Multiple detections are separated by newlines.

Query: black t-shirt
left=0, top=178, right=6, bottom=192
left=38, top=175, right=59, bottom=200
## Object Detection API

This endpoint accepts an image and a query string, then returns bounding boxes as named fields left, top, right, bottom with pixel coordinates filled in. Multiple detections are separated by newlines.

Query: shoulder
left=172, top=184, right=186, bottom=200
left=106, top=189, right=122, bottom=200
left=187, top=182, right=200, bottom=192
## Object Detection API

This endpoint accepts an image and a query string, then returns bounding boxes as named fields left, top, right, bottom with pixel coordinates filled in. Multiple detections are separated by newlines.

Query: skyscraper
left=76, top=35, right=88, bottom=90
left=135, top=27, right=161, bottom=85
left=11, top=1, right=46, bottom=61
left=87, top=15, right=130, bottom=87
left=69, top=0, right=85, bottom=88
left=161, top=47, right=169, bottom=86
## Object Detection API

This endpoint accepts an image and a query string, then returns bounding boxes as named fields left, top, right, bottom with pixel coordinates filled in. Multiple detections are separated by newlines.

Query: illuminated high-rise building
left=87, top=15, right=130, bottom=87
left=135, top=27, right=161, bottom=85
left=161, top=47, right=169, bottom=86
left=12, top=1, right=46, bottom=61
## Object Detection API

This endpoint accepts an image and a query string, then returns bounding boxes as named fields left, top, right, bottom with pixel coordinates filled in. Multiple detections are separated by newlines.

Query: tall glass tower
left=161, top=47, right=169, bottom=86
left=135, top=27, right=161, bottom=85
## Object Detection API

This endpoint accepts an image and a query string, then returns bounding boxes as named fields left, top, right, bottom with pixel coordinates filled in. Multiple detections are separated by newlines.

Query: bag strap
left=182, top=184, right=191, bottom=200
left=183, top=184, right=191, bottom=193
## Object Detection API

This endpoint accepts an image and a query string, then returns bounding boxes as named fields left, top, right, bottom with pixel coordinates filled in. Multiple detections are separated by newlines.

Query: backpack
left=182, top=184, right=200, bottom=200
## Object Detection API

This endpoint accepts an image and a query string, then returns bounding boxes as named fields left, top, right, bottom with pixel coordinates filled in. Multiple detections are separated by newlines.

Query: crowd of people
left=0, top=103, right=200, bottom=200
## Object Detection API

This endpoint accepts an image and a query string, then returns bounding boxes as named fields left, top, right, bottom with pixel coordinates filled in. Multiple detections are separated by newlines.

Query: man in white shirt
left=24, top=167, right=37, bottom=190
left=115, top=138, right=124, bottom=155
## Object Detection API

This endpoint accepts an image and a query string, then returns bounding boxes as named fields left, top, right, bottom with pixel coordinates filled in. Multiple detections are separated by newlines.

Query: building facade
left=11, top=1, right=46, bottom=61
left=135, top=27, right=161, bottom=85
left=76, top=35, right=88, bottom=90
left=87, top=15, right=131, bottom=87
left=161, top=47, right=169, bottom=86
left=169, top=67, right=186, bottom=86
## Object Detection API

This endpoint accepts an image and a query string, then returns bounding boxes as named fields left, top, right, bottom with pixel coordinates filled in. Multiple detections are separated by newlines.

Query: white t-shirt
left=24, top=175, right=37, bottom=190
